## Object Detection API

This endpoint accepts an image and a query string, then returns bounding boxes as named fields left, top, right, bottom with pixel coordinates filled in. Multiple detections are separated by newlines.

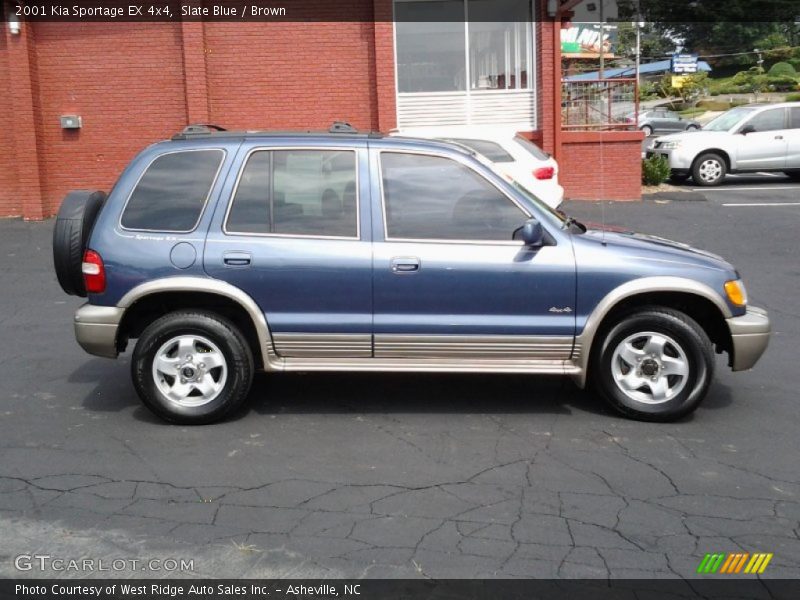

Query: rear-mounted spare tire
left=53, top=190, right=107, bottom=297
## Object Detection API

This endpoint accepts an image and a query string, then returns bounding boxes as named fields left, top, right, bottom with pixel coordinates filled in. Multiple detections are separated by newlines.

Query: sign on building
left=672, top=54, right=699, bottom=74
left=561, top=24, right=616, bottom=58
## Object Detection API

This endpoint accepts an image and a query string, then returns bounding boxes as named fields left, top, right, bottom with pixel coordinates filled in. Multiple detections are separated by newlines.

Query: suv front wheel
left=692, top=152, right=727, bottom=186
left=132, top=311, right=254, bottom=424
left=591, top=307, right=715, bottom=422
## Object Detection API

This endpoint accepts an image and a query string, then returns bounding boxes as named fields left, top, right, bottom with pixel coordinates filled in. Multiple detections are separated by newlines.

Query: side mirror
left=739, top=125, right=755, bottom=135
left=518, top=218, right=545, bottom=247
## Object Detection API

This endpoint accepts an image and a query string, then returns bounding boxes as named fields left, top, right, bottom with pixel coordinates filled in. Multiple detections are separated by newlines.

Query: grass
left=695, top=99, right=746, bottom=111
left=678, top=108, right=706, bottom=118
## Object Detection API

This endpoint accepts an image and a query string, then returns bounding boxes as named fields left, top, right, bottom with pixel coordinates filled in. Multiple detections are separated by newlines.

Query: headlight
left=660, top=141, right=682, bottom=149
left=724, top=279, right=747, bottom=307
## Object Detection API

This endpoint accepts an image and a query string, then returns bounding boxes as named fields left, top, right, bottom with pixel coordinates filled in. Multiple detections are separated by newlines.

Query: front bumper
left=727, top=306, right=770, bottom=371
left=74, top=303, right=124, bottom=359
left=645, top=146, right=695, bottom=170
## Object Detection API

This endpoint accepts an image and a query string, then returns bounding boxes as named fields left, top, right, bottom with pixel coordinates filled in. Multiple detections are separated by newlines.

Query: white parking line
left=721, top=202, right=800, bottom=207
left=692, top=186, right=800, bottom=192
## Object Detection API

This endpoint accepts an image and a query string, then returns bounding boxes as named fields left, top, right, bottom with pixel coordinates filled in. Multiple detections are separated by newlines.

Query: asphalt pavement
left=1, top=181, right=799, bottom=580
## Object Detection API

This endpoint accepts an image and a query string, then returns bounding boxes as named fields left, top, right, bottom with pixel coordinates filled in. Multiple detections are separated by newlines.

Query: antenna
left=601, top=198, right=607, bottom=245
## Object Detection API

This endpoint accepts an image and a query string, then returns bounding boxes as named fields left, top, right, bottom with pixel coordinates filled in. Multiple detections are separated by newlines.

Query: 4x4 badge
left=548, top=306, right=573, bottom=313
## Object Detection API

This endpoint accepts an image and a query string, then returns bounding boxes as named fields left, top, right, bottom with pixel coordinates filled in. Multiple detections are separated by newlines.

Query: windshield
left=702, top=107, right=756, bottom=131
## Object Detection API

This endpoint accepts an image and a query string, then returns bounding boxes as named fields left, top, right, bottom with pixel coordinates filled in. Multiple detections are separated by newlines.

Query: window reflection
left=395, top=0, right=532, bottom=94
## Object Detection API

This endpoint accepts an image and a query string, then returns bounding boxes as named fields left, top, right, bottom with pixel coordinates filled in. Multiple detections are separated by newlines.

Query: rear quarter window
left=120, top=149, right=224, bottom=232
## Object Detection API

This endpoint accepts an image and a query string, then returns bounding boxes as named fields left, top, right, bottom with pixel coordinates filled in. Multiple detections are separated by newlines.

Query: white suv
left=648, top=103, right=800, bottom=186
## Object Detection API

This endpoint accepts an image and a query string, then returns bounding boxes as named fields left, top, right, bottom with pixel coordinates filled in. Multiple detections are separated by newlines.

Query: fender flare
left=573, top=276, right=732, bottom=388
left=117, top=277, right=281, bottom=370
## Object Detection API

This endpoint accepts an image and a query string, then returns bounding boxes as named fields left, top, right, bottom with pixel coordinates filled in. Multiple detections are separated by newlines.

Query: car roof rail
left=329, top=121, right=358, bottom=134
left=172, top=124, right=228, bottom=139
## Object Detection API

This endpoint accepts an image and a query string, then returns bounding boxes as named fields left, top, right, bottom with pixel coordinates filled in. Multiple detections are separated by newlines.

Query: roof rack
left=329, top=121, right=357, bottom=134
left=171, top=122, right=385, bottom=141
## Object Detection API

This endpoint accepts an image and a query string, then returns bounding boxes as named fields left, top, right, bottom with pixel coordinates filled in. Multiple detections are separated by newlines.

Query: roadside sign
left=672, top=53, right=699, bottom=74
left=671, top=75, right=691, bottom=88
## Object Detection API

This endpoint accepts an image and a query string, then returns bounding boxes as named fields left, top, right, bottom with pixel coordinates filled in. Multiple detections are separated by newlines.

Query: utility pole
left=599, top=0, right=605, bottom=79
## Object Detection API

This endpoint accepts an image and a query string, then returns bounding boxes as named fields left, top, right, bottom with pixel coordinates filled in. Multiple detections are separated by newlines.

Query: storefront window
left=395, top=2, right=466, bottom=93
left=395, top=0, right=532, bottom=94
left=468, top=1, right=531, bottom=90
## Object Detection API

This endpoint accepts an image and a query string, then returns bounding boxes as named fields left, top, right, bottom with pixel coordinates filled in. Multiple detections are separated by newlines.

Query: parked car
left=630, top=108, right=701, bottom=136
left=395, top=126, right=564, bottom=209
left=53, top=123, right=770, bottom=424
left=647, top=102, right=800, bottom=185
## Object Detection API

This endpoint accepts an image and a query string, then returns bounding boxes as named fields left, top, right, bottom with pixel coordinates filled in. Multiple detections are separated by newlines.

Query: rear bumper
left=74, top=303, right=123, bottom=359
left=727, top=306, right=770, bottom=371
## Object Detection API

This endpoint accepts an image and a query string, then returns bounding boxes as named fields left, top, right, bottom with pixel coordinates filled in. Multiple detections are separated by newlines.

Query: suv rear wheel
left=591, top=307, right=715, bottom=422
left=132, top=311, right=254, bottom=424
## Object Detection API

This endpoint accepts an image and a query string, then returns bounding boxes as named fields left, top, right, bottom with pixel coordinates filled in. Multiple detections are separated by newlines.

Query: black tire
left=686, top=124, right=699, bottom=131
left=590, top=307, right=715, bottom=422
left=692, top=152, right=726, bottom=186
left=52, top=190, right=107, bottom=296
left=641, top=125, right=653, bottom=137
left=784, top=171, right=800, bottom=181
left=132, top=311, right=254, bottom=425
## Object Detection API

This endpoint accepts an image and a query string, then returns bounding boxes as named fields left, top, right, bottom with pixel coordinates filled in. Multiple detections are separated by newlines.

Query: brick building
left=0, top=0, right=642, bottom=220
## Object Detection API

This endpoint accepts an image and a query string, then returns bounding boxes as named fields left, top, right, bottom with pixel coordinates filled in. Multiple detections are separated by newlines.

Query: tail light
left=533, top=167, right=555, bottom=180
left=82, top=249, right=106, bottom=294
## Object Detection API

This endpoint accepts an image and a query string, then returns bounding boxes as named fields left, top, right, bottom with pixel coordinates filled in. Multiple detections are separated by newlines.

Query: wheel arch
left=693, top=148, right=733, bottom=171
left=117, top=277, right=276, bottom=370
left=574, top=277, right=732, bottom=388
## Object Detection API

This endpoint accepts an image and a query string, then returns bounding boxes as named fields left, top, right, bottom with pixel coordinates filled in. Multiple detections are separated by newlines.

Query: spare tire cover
left=52, top=190, right=107, bottom=297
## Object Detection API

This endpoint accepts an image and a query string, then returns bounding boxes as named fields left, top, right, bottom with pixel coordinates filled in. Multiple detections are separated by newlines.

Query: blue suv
left=52, top=123, right=770, bottom=424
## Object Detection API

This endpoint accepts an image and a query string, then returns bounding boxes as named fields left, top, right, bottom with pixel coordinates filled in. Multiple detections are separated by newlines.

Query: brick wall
left=31, top=23, right=188, bottom=215
left=560, top=133, right=643, bottom=201
left=204, top=20, right=379, bottom=131
left=0, top=7, right=643, bottom=218
left=0, top=31, right=19, bottom=216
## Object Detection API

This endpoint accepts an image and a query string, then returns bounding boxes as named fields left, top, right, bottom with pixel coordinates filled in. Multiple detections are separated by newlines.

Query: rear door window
left=226, top=149, right=358, bottom=238
left=121, top=150, right=224, bottom=232
left=790, top=108, right=800, bottom=129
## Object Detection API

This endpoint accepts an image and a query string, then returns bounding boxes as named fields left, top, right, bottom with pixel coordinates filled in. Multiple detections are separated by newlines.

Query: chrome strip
left=118, top=148, right=227, bottom=234
left=279, top=357, right=580, bottom=375
left=272, top=333, right=372, bottom=358
left=222, top=146, right=361, bottom=241
left=374, top=334, right=573, bottom=359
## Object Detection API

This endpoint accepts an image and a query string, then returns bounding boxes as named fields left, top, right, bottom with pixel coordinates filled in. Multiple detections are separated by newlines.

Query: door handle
left=391, top=257, right=420, bottom=274
left=775, top=135, right=784, bottom=140
left=223, top=252, right=252, bottom=267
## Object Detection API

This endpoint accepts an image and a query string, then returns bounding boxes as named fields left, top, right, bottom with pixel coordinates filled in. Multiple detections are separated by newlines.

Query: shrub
left=766, top=75, right=799, bottom=92
left=642, top=155, right=671, bottom=186
left=786, top=92, right=800, bottom=102
left=768, top=61, right=797, bottom=78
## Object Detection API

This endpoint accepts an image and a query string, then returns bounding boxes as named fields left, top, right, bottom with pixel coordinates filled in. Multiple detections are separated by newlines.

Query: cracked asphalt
left=1, top=190, right=798, bottom=580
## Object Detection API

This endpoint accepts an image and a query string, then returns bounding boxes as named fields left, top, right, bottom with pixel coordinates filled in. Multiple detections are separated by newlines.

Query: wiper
left=561, top=215, right=586, bottom=233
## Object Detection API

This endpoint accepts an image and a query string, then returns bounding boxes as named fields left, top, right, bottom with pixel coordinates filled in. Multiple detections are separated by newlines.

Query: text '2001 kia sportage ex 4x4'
left=53, top=123, right=770, bottom=424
